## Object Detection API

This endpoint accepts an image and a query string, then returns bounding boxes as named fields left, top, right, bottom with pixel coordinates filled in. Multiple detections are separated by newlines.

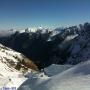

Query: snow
left=64, top=35, right=78, bottom=42
left=13, top=27, right=51, bottom=34
left=0, top=44, right=24, bottom=66
left=1, top=25, right=90, bottom=90
left=0, top=44, right=32, bottom=89
left=18, top=72, right=49, bottom=90
left=47, top=30, right=60, bottom=41
left=67, top=34, right=90, bottom=64
left=0, top=60, right=27, bottom=89
left=12, top=28, right=37, bottom=34
left=18, top=60, right=90, bottom=90
left=44, top=64, right=73, bottom=76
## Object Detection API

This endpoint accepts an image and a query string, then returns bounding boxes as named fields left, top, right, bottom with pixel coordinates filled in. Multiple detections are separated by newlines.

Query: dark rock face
left=0, top=22, right=90, bottom=69
left=0, top=31, right=56, bottom=69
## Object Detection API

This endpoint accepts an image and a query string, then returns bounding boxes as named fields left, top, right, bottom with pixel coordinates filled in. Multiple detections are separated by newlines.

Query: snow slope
left=0, top=44, right=37, bottom=89
left=44, top=64, right=73, bottom=76
left=18, top=60, right=90, bottom=90
left=0, top=60, right=27, bottom=89
left=67, top=33, right=90, bottom=64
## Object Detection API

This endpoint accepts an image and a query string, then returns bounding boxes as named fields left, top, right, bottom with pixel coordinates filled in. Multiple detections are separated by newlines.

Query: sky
left=0, top=0, right=90, bottom=30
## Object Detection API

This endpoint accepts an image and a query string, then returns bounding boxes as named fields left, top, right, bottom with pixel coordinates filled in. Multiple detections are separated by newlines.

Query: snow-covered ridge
left=0, top=44, right=38, bottom=71
left=11, top=27, right=52, bottom=34
left=0, top=44, right=39, bottom=89
left=18, top=22, right=90, bottom=90
left=67, top=32, right=90, bottom=64
left=18, top=60, right=90, bottom=90
left=0, top=44, right=27, bottom=89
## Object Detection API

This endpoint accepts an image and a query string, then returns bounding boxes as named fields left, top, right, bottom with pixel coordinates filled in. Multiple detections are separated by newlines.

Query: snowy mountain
left=12, top=27, right=52, bottom=34
left=0, top=22, right=90, bottom=90
left=17, top=22, right=90, bottom=90
left=66, top=25, right=90, bottom=64
left=0, top=22, right=90, bottom=69
left=0, top=44, right=38, bottom=89
left=18, top=60, right=90, bottom=90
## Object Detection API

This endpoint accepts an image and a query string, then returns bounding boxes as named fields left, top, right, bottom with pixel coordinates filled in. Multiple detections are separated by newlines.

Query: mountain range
left=0, top=22, right=90, bottom=90
left=0, top=22, right=90, bottom=69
